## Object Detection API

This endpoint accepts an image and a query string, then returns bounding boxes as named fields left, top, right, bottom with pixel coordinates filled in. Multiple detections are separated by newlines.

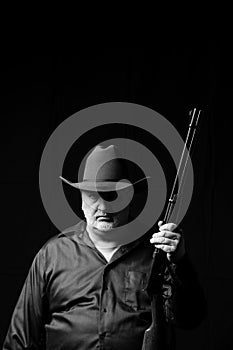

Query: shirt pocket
left=124, top=270, right=150, bottom=311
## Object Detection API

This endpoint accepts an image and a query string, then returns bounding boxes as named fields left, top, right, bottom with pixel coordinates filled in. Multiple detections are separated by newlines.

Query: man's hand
left=150, top=221, right=185, bottom=262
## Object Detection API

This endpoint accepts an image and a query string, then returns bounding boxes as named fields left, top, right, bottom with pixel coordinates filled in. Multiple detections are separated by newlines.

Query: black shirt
left=3, top=221, right=206, bottom=350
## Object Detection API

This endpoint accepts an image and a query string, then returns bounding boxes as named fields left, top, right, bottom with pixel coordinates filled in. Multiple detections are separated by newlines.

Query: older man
left=3, top=145, right=206, bottom=350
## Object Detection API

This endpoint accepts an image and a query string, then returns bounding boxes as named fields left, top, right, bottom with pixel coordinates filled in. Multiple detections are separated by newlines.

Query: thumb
left=158, top=221, right=163, bottom=228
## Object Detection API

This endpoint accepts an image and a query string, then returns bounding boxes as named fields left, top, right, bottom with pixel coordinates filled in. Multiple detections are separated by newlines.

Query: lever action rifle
left=141, top=108, right=202, bottom=350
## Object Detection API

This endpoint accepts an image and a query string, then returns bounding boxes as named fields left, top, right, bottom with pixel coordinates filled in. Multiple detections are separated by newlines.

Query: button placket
left=98, top=268, right=109, bottom=337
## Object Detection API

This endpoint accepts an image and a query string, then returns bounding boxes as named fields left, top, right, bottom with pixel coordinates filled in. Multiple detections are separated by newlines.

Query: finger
left=150, top=236, right=178, bottom=246
left=153, top=244, right=177, bottom=253
left=152, top=230, right=180, bottom=240
left=159, top=222, right=177, bottom=232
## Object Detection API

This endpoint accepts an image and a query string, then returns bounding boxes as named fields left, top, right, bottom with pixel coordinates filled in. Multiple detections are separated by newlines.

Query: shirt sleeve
left=162, top=253, right=207, bottom=329
left=3, top=249, right=47, bottom=350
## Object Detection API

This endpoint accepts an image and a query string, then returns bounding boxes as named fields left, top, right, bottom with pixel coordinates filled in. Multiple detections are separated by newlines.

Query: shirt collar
left=60, top=220, right=152, bottom=252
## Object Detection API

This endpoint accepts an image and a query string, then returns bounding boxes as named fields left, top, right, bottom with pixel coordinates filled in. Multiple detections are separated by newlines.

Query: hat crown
left=60, top=144, right=149, bottom=192
left=83, top=145, right=126, bottom=182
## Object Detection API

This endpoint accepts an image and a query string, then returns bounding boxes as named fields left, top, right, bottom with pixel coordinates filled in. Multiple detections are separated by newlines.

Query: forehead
left=81, top=190, right=116, bottom=197
left=81, top=190, right=97, bottom=198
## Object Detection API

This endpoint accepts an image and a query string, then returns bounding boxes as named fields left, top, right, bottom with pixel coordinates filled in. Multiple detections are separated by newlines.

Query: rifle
left=141, top=108, right=202, bottom=350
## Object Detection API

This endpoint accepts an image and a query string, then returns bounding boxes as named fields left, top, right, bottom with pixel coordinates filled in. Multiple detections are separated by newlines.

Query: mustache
left=95, top=212, right=112, bottom=218
left=95, top=212, right=122, bottom=220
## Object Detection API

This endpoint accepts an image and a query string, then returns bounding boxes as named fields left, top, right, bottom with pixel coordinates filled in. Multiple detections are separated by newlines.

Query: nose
left=97, top=197, right=112, bottom=213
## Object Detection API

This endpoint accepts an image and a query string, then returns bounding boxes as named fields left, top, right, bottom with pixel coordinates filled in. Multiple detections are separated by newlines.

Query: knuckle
left=168, top=223, right=177, bottom=231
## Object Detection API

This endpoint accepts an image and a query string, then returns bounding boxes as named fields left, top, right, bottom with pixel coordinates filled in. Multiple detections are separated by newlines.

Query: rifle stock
left=142, top=295, right=162, bottom=350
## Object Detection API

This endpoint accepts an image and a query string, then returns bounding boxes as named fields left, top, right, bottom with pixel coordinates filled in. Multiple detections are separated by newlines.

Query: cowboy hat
left=60, top=144, right=149, bottom=192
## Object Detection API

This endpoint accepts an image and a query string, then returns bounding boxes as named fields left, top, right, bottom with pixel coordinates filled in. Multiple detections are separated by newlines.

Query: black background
left=1, top=42, right=233, bottom=349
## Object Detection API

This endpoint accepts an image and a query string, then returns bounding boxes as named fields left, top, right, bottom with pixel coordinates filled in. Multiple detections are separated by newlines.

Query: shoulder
left=37, top=221, right=87, bottom=259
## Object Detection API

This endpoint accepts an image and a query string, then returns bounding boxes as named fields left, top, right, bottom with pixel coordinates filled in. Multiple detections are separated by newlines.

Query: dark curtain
left=1, top=43, right=232, bottom=349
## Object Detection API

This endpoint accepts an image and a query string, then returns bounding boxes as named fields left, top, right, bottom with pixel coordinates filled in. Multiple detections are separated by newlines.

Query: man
left=3, top=145, right=206, bottom=350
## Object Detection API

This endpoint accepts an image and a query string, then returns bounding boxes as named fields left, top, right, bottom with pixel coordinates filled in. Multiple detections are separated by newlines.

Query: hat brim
left=59, top=176, right=150, bottom=192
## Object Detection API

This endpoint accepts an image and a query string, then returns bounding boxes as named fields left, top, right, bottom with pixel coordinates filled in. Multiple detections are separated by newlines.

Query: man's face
left=81, top=190, right=130, bottom=232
